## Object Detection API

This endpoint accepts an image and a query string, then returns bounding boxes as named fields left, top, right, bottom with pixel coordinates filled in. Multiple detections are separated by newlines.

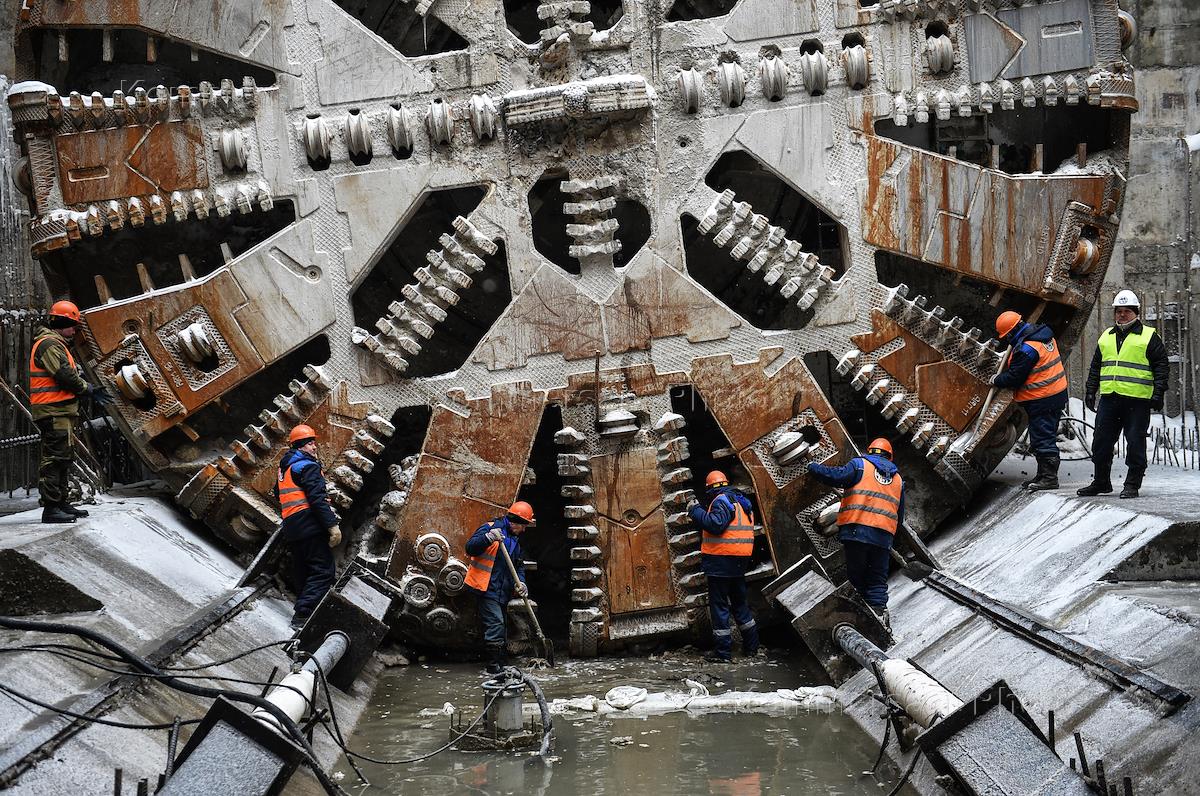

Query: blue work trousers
left=707, top=575, right=758, bottom=658
left=477, top=595, right=507, bottom=646
left=290, top=533, right=335, bottom=618
left=842, top=540, right=891, bottom=608
left=1023, top=391, right=1067, bottom=457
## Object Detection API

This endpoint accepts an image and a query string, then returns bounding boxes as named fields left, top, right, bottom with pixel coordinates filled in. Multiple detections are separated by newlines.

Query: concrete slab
left=838, top=457, right=1200, bottom=794
left=0, top=492, right=379, bottom=794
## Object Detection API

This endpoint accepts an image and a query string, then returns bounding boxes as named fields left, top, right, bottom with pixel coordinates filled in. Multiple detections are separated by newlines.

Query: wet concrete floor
left=334, top=651, right=915, bottom=795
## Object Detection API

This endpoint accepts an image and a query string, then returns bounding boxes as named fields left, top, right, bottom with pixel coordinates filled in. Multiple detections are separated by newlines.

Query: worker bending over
left=1079, top=290, right=1168, bottom=499
left=807, top=439, right=904, bottom=629
left=688, top=471, right=759, bottom=663
left=990, top=310, right=1069, bottom=491
left=29, top=300, right=111, bottom=524
left=275, top=424, right=342, bottom=630
left=466, top=501, right=533, bottom=674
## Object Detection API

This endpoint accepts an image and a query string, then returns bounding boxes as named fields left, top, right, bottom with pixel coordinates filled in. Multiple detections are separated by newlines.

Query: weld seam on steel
left=923, top=570, right=1190, bottom=709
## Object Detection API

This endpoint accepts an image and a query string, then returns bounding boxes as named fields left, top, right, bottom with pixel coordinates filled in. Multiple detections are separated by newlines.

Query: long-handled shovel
left=495, top=540, right=555, bottom=666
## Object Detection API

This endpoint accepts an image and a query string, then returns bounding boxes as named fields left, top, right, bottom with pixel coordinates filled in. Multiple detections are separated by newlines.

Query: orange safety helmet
left=705, top=470, right=729, bottom=488
left=995, top=311, right=1022, bottom=339
left=49, top=300, right=81, bottom=325
left=507, top=500, right=535, bottom=524
left=288, top=423, right=318, bottom=445
left=866, top=438, right=893, bottom=459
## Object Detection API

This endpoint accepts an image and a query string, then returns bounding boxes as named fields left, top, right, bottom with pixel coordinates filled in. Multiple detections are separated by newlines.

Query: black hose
left=327, top=687, right=504, bottom=766
left=0, top=646, right=313, bottom=703
left=0, top=682, right=200, bottom=731
left=0, top=616, right=348, bottom=796
left=886, top=750, right=922, bottom=796
left=513, top=668, right=553, bottom=758
left=301, top=652, right=370, bottom=786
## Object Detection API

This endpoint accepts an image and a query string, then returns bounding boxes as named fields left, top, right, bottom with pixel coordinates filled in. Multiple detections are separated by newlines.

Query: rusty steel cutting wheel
left=9, top=0, right=1134, bottom=655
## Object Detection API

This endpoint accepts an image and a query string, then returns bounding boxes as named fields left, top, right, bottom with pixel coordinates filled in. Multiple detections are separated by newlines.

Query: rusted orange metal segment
left=20, top=0, right=293, bottom=73
left=690, top=349, right=841, bottom=452
left=862, top=135, right=1109, bottom=301
left=604, top=513, right=674, bottom=614
left=56, top=122, right=209, bottom=205
left=591, top=446, right=675, bottom=615
left=852, top=309, right=989, bottom=432
left=690, top=349, right=852, bottom=566
left=916, top=362, right=991, bottom=433
left=82, top=272, right=264, bottom=437
left=241, top=385, right=372, bottom=501
left=550, top=361, right=689, bottom=406
left=22, top=0, right=142, bottom=26
left=852, top=310, right=942, bottom=392
left=387, top=382, right=546, bottom=581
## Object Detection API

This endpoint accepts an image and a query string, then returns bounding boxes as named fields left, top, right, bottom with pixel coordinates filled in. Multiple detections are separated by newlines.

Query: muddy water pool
left=334, top=652, right=913, bottom=795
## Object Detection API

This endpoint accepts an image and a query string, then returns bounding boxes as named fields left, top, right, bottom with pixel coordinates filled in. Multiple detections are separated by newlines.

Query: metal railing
left=0, top=309, right=40, bottom=496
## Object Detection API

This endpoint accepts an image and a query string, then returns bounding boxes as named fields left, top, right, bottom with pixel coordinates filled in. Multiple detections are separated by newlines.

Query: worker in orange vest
left=274, top=423, right=342, bottom=630
left=807, top=439, right=904, bottom=629
left=465, top=501, right=533, bottom=673
left=29, top=300, right=111, bottom=524
left=990, top=311, right=1069, bottom=491
left=688, top=471, right=759, bottom=663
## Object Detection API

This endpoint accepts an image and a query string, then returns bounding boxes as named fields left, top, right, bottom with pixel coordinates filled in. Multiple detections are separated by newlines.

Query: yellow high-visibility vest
left=1098, top=326, right=1155, bottom=399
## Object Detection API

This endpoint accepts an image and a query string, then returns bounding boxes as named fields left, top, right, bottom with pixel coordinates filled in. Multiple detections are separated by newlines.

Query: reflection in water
left=335, top=654, right=914, bottom=795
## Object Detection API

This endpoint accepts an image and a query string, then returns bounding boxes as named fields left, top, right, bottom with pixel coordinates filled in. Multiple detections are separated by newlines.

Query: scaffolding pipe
left=833, top=624, right=963, bottom=729
left=251, top=632, right=348, bottom=735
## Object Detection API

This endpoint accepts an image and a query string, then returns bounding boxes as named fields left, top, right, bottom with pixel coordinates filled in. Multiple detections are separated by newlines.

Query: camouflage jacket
left=30, top=326, right=88, bottom=420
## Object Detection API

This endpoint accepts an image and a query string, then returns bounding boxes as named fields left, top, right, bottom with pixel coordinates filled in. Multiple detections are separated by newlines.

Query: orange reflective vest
left=1012, top=339, right=1067, bottom=402
left=28, top=337, right=77, bottom=405
left=838, top=459, right=903, bottom=535
left=466, top=522, right=502, bottom=591
left=700, top=495, right=756, bottom=557
left=277, top=463, right=311, bottom=519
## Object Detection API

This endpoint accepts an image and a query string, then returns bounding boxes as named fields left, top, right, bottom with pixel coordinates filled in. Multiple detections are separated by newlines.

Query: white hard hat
left=1112, top=290, right=1140, bottom=309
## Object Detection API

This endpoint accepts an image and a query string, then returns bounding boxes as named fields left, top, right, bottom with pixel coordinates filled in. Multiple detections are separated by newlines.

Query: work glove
left=1150, top=394, right=1164, bottom=412
left=514, top=582, right=528, bottom=598
left=1085, top=392, right=1097, bottom=413
left=486, top=528, right=505, bottom=542
left=328, top=525, right=342, bottom=547
left=89, top=384, right=114, bottom=406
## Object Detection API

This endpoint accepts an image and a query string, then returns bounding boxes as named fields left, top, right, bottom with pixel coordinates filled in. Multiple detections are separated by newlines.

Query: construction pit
left=1, top=0, right=1198, bottom=793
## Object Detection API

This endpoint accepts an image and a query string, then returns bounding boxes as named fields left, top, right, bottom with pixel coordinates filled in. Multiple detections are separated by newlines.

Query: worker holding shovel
left=465, top=501, right=537, bottom=673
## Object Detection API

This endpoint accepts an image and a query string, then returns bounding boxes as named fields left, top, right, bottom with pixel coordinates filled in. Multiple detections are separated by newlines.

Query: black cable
left=512, top=667, right=553, bottom=758
left=0, top=646, right=312, bottom=704
left=886, top=750, right=922, bottom=796
left=870, top=705, right=892, bottom=775
left=0, top=616, right=349, bottom=796
left=299, top=651, right=370, bottom=786
left=12, top=638, right=291, bottom=671
left=163, top=639, right=293, bottom=671
left=0, top=682, right=200, bottom=731
left=322, top=688, right=503, bottom=766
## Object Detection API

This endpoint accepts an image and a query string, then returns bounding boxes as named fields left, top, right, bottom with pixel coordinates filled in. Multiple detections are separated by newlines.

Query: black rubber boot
left=485, top=643, right=506, bottom=675
left=1076, top=480, right=1113, bottom=497
left=1026, top=455, right=1060, bottom=492
left=1021, top=457, right=1047, bottom=489
left=41, top=504, right=76, bottom=524
left=62, top=503, right=89, bottom=518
